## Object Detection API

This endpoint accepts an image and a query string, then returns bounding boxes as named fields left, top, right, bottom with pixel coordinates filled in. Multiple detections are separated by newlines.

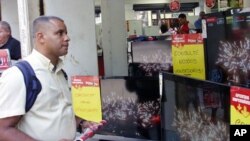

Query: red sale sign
left=205, top=0, right=216, bottom=8
left=169, top=0, right=180, bottom=12
left=230, top=86, right=250, bottom=125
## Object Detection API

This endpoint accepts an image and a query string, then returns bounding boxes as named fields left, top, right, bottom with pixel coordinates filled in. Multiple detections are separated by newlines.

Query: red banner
left=71, top=76, right=100, bottom=88
left=172, top=33, right=203, bottom=47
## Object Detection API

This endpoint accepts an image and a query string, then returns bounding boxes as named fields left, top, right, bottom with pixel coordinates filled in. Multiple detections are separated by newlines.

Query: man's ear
left=36, top=32, right=45, bottom=43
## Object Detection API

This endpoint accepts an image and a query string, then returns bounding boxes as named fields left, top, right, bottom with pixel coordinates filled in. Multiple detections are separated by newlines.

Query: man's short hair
left=32, top=16, right=64, bottom=37
left=199, top=11, right=206, bottom=18
left=160, top=24, right=168, bottom=34
left=0, top=21, right=11, bottom=33
left=178, top=13, right=186, bottom=19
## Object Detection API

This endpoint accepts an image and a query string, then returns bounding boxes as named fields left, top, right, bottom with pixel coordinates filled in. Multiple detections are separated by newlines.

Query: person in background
left=0, top=21, right=21, bottom=60
left=194, top=11, right=206, bottom=33
left=160, top=24, right=168, bottom=35
left=159, top=23, right=175, bottom=40
left=177, top=13, right=189, bottom=34
left=0, top=16, right=105, bottom=141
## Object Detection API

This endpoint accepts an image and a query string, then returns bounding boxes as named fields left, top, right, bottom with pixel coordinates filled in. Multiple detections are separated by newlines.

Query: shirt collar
left=31, top=49, right=64, bottom=73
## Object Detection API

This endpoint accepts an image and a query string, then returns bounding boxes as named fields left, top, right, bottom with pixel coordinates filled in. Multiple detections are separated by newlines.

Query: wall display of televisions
left=93, top=73, right=235, bottom=141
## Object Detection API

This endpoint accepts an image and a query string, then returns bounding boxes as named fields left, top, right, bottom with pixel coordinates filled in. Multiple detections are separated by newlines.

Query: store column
left=44, top=0, right=98, bottom=77
left=101, top=0, right=128, bottom=76
left=243, top=0, right=250, bottom=7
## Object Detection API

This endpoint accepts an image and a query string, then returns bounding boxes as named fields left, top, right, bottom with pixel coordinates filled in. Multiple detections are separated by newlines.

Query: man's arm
left=0, top=116, right=36, bottom=141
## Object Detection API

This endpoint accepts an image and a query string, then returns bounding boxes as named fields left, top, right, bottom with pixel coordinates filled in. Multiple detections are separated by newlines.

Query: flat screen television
left=97, top=76, right=161, bottom=141
left=160, top=72, right=230, bottom=141
left=205, top=9, right=250, bottom=88
left=129, top=40, right=173, bottom=77
left=131, top=40, right=172, bottom=64
left=220, top=10, right=250, bottom=87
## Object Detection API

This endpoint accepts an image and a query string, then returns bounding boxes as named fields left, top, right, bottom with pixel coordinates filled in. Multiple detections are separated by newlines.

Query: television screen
left=131, top=40, right=172, bottom=64
left=129, top=40, right=172, bottom=77
left=217, top=11, right=250, bottom=87
left=205, top=10, right=250, bottom=88
left=204, top=11, right=227, bottom=81
left=161, top=72, right=230, bottom=141
left=97, top=76, right=161, bottom=141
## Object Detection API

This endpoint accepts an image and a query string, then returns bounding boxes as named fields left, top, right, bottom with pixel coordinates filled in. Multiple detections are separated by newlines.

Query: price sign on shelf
left=172, top=33, right=206, bottom=80
left=230, top=86, right=250, bottom=125
left=71, top=76, right=102, bottom=122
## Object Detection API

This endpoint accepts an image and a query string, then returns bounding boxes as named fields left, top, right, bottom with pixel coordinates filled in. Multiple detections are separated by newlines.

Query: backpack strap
left=14, top=61, right=42, bottom=112
left=61, top=69, right=68, bottom=80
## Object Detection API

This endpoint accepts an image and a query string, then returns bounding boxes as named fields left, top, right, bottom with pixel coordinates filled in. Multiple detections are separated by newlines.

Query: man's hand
left=78, top=120, right=107, bottom=141
left=80, top=120, right=107, bottom=132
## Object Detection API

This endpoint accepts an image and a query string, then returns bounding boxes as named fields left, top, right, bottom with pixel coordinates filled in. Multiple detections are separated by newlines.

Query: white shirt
left=0, top=50, right=76, bottom=141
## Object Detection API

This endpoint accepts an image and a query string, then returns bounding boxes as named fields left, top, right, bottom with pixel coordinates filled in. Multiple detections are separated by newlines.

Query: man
left=0, top=21, right=21, bottom=60
left=194, top=11, right=205, bottom=33
left=0, top=16, right=103, bottom=141
left=177, top=13, right=189, bottom=34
